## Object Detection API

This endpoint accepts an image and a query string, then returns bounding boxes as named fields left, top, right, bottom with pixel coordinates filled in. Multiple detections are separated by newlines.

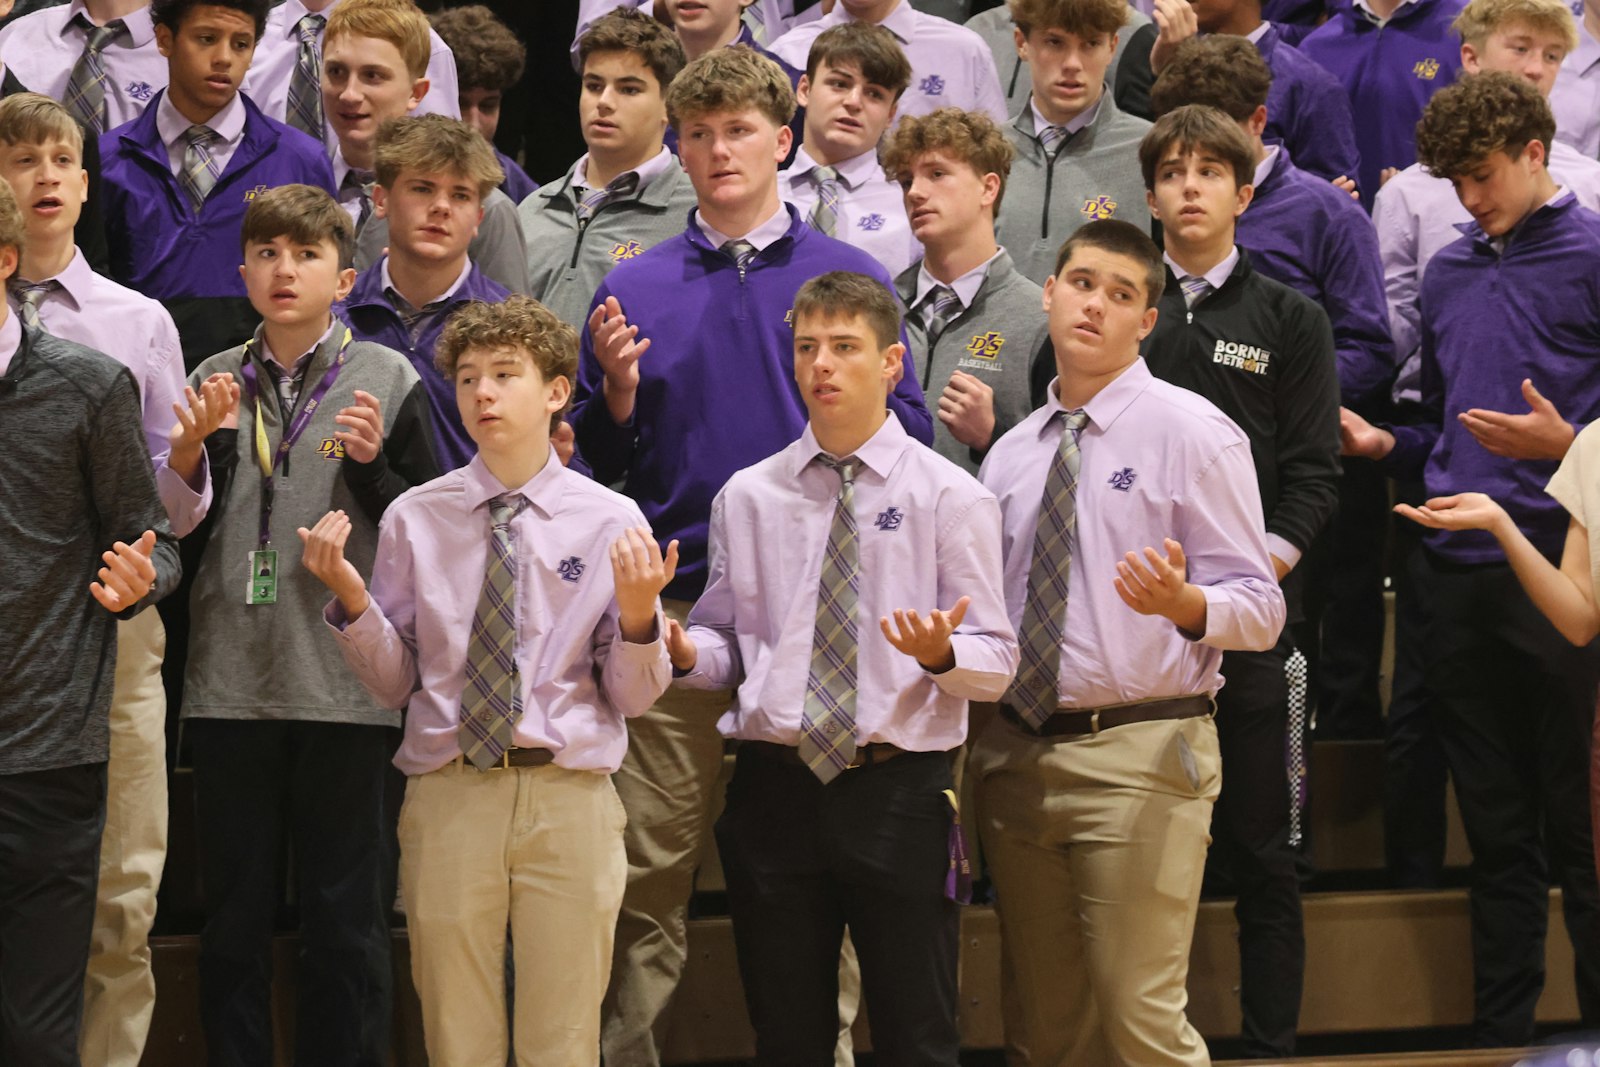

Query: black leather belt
left=741, top=739, right=911, bottom=770
left=1000, top=695, right=1213, bottom=738
left=477, top=747, right=556, bottom=770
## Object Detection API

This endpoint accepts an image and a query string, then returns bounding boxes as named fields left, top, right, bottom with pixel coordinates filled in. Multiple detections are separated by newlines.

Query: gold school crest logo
left=1081, top=195, right=1117, bottom=221
left=965, top=332, right=1004, bottom=359
left=609, top=240, right=644, bottom=262
left=316, top=438, right=346, bottom=460
left=1413, top=58, right=1440, bottom=79
left=785, top=308, right=795, bottom=326
left=243, top=184, right=269, bottom=202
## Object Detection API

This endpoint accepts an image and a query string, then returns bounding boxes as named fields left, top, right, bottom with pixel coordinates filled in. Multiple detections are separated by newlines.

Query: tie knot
left=722, top=239, right=756, bottom=268
left=185, top=124, right=220, bottom=149
left=1179, top=274, right=1213, bottom=308
left=296, top=13, right=325, bottom=42
left=488, top=494, right=525, bottom=529
left=1060, top=409, right=1089, bottom=434
left=81, top=17, right=126, bottom=52
left=1039, top=123, right=1069, bottom=154
left=14, top=279, right=59, bottom=307
left=811, top=164, right=839, bottom=185
left=928, top=285, right=961, bottom=314
left=818, top=454, right=859, bottom=487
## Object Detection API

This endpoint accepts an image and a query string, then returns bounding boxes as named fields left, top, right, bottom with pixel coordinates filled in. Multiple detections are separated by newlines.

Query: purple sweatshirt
left=1298, top=0, right=1466, bottom=210
left=1389, top=195, right=1600, bottom=563
left=1259, top=24, right=1362, bottom=184
left=1239, top=147, right=1394, bottom=406
left=573, top=203, right=934, bottom=600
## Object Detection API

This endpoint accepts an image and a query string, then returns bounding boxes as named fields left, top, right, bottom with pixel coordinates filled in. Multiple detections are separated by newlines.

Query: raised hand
left=1458, top=379, right=1574, bottom=461
left=610, top=526, right=679, bottom=643
left=880, top=596, right=971, bottom=673
left=169, top=372, right=239, bottom=483
left=297, top=510, right=369, bottom=618
left=588, top=296, right=651, bottom=423
left=90, top=530, right=159, bottom=612
left=664, top=617, right=698, bottom=672
left=1394, top=493, right=1512, bottom=537
left=1114, top=538, right=1206, bottom=634
left=1150, top=0, right=1199, bottom=71
left=335, top=389, right=385, bottom=464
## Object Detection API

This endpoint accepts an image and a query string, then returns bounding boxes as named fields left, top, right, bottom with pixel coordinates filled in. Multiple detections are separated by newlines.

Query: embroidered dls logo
left=857, top=213, right=886, bottom=231
left=874, top=506, right=904, bottom=531
left=1081, top=195, right=1118, bottom=221
left=1413, top=58, right=1440, bottom=79
left=126, top=80, right=154, bottom=102
left=918, top=74, right=946, bottom=96
left=243, top=184, right=269, bottom=203
left=609, top=240, right=644, bottom=262
left=965, top=332, right=1004, bottom=359
left=1107, top=467, right=1136, bottom=492
left=316, top=437, right=346, bottom=460
left=558, top=556, right=586, bottom=583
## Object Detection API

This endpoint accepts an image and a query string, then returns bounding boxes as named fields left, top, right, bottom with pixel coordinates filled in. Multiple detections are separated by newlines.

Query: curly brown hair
left=880, top=107, right=1016, bottom=215
left=1009, top=0, right=1127, bottom=40
left=437, top=297, right=578, bottom=433
left=579, top=7, right=687, bottom=93
left=667, top=44, right=797, bottom=130
left=1138, top=104, right=1258, bottom=191
left=430, top=5, right=526, bottom=93
left=1415, top=71, right=1554, bottom=179
left=1150, top=37, right=1271, bottom=121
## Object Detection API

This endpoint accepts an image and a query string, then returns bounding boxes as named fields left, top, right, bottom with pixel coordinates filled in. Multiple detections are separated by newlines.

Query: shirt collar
left=261, top=319, right=337, bottom=374
left=1253, top=143, right=1280, bottom=188
left=1040, top=356, right=1154, bottom=436
left=1163, top=245, right=1239, bottom=292
left=155, top=89, right=247, bottom=154
left=1352, top=0, right=1419, bottom=26
left=1572, top=17, right=1600, bottom=73
left=462, top=449, right=566, bottom=519
left=1244, top=20, right=1272, bottom=43
left=791, top=410, right=910, bottom=481
left=695, top=202, right=790, bottom=251
left=787, top=144, right=881, bottom=191
left=278, top=0, right=329, bottom=38
left=65, top=0, right=155, bottom=45
left=914, top=248, right=1001, bottom=310
left=30, top=246, right=93, bottom=310
left=821, top=0, right=915, bottom=42
left=380, top=256, right=473, bottom=309
left=573, top=145, right=674, bottom=194
left=1030, top=94, right=1100, bottom=139
left=1484, top=186, right=1573, bottom=252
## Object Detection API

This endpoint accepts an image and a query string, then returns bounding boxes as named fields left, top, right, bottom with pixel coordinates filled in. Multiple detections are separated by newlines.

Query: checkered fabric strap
left=1006, top=409, right=1090, bottom=728
left=919, top=285, right=962, bottom=345
left=286, top=14, right=326, bottom=138
left=63, top=16, right=127, bottom=134
left=1180, top=274, right=1214, bottom=309
left=798, top=455, right=862, bottom=783
left=575, top=171, right=639, bottom=225
left=460, top=494, right=527, bottom=769
left=12, top=279, right=60, bottom=330
left=807, top=165, right=841, bottom=237
left=180, top=125, right=224, bottom=212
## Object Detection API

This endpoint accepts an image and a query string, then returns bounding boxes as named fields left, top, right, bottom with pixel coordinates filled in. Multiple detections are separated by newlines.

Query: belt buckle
left=495, top=749, right=512, bottom=771
left=1089, top=709, right=1101, bottom=735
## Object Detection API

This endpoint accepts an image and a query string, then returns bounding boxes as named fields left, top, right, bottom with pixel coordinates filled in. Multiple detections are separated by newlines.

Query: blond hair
left=325, top=0, right=432, bottom=81
left=1454, top=0, right=1577, bottom=51
left=374, top=114, right=504, bottom=199
left=0, top=93, right=84, bottom=159
left=666, top=45, right=796, bottom=130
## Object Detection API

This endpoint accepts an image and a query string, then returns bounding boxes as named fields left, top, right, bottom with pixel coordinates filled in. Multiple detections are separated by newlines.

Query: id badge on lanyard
left=239, top=329, right=354, bottom=604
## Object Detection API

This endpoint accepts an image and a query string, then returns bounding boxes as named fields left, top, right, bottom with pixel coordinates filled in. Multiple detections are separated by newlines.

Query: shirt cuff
left=1265, top=534, right=1302, bottom=572
left=155, top=455, right=211, bottom=538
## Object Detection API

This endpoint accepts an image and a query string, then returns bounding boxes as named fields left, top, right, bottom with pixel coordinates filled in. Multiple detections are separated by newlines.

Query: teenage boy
left=179, top=184, right=439, bottom=1065
left=305, top=296, right=673, bottom=1067
left=882, top=106, right=1047, bottom=471
left=577, top=45, right=933, bottom=1067
left=0, top=0, right=168, bottom=134
left=243, top=0, right=460, bottom=142
left=0, top=177, right=179, bottom=1067
left=668, top=0, right=797, bottom=71
left=99, top=0, right=336, bottom=368
left=321, top=0, right=529, bottom=295
left=667, top=269, right=1017, bottom=1066
left=1342, top=72, right=1600, bottom=1048
left=430, top=4, right=537, bottom=203
left=779, top=22, right=919, bottom=276
left=998, top=0, right=1153, bottom=286
left=965, top=2, right=1153, bottom=116
left=1551, top=0, right=1600, bottom=157
left=1297, top=0, right=1466, bottom=209
left=972, top=218, right=1285, bottom=1067
left=520, top=8, right=695, bottom=332
left=769, top=0, right=1009, bottom=125
left=0, top=89, right=218, bottom=1067
left=1138, top=104, right=1342, bottom=1059
left=1150, top=38, right=1395, bottom=745
left=341, top=114, right=509, bottom=471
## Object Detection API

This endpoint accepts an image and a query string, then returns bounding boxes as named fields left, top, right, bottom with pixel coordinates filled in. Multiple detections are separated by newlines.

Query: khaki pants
left=81, top=609, right=168, bottom=1067
left=602, top=600, right=861, bottom=1067
left=399, top=760, right=627, bottom=1067
left=970, top=711, right=1220, bottom=1067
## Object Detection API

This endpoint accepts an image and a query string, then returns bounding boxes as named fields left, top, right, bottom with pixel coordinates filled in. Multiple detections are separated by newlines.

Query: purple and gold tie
left=460, top=494, right=526, bottom=768
left=799, top=455, right=861, bottom=782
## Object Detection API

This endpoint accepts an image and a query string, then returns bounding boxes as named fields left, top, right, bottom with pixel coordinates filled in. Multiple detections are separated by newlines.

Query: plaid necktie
left=575, top=171, right=639, bottom=225
left=1007, top=409, right=1090, bottom=728
left=62, top=17, right=127, bottom=134
left=722, top=238, right=756, bottom=273
left=180, top=125, right=223, bottom=211
left=384, top=287, right=447, bottom=344
left=1179, top=274, right=1214, bottom=308
left=341, top=167, right=375, bottom=228
left=12, top=279, right=60, bottom=330
left=286, top=14, right=326, bottom=139
left=460, top=493, right=527, bottom=769
left=1038, top=123, right=1069, bottom=157
left=919, top=285, right=962, bottom=344
left=799, top=455, right=861, bottom=783
left=808, top=165, right=842, bottom=237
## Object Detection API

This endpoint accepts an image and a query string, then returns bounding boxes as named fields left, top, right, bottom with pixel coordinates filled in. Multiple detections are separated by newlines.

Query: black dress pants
left=715, top=743, right=961, bottom=1067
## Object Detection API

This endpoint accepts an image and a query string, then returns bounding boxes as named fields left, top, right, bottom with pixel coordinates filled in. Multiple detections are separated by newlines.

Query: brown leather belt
left=477, top=747, right=556, bottom=770
left=1000, top=695, right=1213, bottom=739
left=741, top=739, right=911, bottom=770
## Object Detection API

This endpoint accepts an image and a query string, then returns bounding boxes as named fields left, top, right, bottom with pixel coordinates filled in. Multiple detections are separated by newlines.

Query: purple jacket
left=1259, top=25, right=1361, bottom=184
left=1239, top=148, right=1393, bottom=406
left=573, top=203, right=934, bottom=600
left=1298, top=0, right=1466, bottom=210
left=496, top=148, right=539, bottom=205
left=1389, top=196, right=1600, bottom=562
left=99, top=90, right=336, bottom=368
left=338, top=257, right=511, bottom=472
